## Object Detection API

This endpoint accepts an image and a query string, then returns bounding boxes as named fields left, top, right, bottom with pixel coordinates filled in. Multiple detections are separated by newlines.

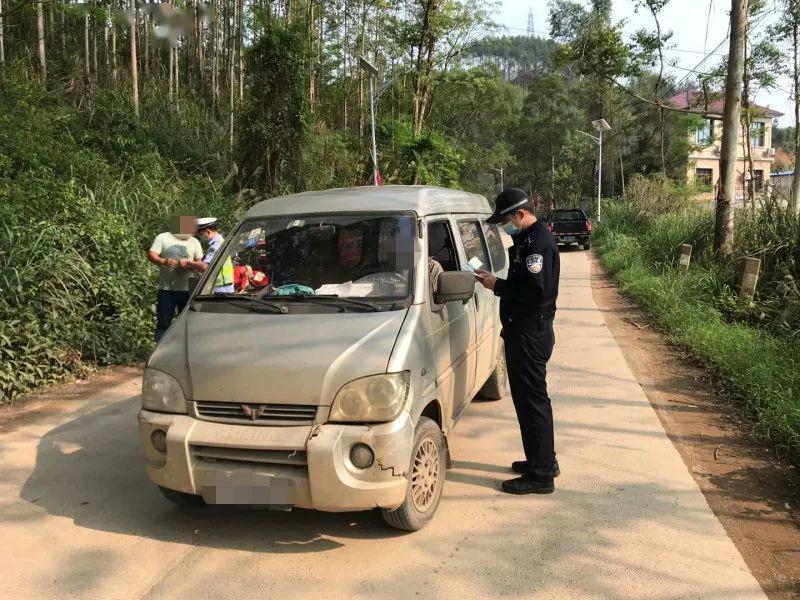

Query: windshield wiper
left=192, top=293, right=289, bottom=314
left=275, top=294, right=382, bottom=312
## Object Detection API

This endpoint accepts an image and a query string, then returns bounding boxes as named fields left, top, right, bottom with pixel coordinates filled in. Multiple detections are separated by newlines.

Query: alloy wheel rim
left=411, top=438, right=440, bottom=512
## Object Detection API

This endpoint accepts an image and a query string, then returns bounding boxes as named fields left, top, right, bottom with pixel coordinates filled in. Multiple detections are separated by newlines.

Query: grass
left=595, top=202, right=800, bottom=464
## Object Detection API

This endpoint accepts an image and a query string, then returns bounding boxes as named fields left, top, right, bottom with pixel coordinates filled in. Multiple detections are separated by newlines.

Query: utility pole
left=715, top=0, right=747, bottom=254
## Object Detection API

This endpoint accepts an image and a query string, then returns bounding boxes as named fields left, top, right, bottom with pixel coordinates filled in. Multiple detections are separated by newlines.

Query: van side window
left=482, top=222, right=506, bottom=272
left=427, top=221, right=459, bottom=271
left=427, top=221, right=458, bottom=312
left=457, top=221, right=490, bottom=272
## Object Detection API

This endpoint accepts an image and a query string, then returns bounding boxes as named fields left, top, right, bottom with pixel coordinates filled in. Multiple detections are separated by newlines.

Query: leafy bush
left=596, top=179, right=800, bottom=462
left=0, top=69, right=237, bottom=403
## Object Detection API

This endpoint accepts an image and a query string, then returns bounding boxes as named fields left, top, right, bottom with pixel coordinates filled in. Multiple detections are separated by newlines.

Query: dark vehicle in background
left=545, top=208, right=592, bottom=250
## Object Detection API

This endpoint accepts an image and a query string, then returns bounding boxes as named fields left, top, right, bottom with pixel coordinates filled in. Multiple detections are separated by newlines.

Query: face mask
left=501, top=219, right=521, bottom=236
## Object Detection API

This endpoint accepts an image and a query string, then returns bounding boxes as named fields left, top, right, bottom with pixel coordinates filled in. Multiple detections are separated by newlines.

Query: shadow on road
left=18, top=396, right=406, bottom=554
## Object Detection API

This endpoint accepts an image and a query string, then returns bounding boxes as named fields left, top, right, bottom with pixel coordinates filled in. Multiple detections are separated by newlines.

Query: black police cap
left=487, top=188, right=529, bottom=224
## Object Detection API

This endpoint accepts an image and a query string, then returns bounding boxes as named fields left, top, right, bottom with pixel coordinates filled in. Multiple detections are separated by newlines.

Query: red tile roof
left=669, top=90, right=783, bottom=118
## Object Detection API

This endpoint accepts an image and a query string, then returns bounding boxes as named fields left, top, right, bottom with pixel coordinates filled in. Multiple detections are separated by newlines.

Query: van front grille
left=191, top=445, right=308, bottom=467
left=194, top=401, right=317, bottom=425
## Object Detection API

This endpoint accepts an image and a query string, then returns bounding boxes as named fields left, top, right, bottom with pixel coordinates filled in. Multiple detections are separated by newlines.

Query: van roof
left=245, top=185, right=491, bottom=219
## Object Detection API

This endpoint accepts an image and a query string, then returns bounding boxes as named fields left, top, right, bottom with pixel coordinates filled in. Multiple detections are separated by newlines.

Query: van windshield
left=200, top=213, right=415, bottom=300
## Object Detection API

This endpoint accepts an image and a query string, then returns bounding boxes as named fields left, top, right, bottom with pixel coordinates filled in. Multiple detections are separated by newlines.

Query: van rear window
left=482, top=223, right=506, bottom=272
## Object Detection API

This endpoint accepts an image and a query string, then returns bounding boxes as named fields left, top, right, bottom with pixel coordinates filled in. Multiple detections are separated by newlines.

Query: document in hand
left=460, top=257, right=483, bottom=273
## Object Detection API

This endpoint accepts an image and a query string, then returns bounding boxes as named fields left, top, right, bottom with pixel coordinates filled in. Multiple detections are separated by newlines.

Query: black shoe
left=511, top=459, right=560, bottom=478
left=502, top=475, right=555, bottom=495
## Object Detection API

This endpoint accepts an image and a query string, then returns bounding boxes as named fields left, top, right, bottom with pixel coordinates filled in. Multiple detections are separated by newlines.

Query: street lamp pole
left=578, top=119, right=611, bottom=223
left=597, top=128, right=603, bottom=222
left=359, top=55, right=380, bottom=186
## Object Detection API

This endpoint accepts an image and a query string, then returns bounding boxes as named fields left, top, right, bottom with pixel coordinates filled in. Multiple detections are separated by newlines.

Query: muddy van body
left=138, top=185, right=509, bottom=530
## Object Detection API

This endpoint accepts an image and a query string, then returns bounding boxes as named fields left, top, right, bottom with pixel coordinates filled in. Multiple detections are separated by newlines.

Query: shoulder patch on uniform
left=526, top=254, right=544, bottom=274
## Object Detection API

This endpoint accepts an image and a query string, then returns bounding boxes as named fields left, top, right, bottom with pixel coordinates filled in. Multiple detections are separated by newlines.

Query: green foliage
left=512, top=74, right=589, bottom=205
left=239, top=21, right=309, bottom=195
left=595, top=195, right=800, bottom=463
left=0, top=69, right=236, bottom=403
left=378, top=118, right=463, bottom=187
left=467, top=35, right=558, bottom=86
left=550, top=0, right=631, bottom=81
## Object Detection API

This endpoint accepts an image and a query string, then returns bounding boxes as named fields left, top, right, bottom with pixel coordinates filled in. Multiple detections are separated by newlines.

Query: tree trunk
left=104, top=13, right=109, bottom=72
left=791, top=20, right=800, bottom=214
left=714, top=0, right=747, bottom=255
left=61, top=1, right=66, bottom=56
left=238, top=0, right=243, bottom=101
left=36, top=0, right=47, bottom=84
left=174, top=45, right=180, bottom=107
left=0, top=0, right=5, bottom=74
left=229, top=0, right=238, bottom=151
left=112, top=0, right=117, bottom=85
left=92, top=3, right=98, bottom=78
left=308, top=0, right=316, bottom=112
left=211, top=0, right=218, bottom=111
left=130, top=0, right=140, bottom=117
left=358, top=0, right=367, bottom=141
left=143, top=12, right=149, bottom=76
left=169, top=45, right=174, bottom=104
left=742, top=33, right=755, bottom=210
left=84, top=12, right=91, bottom=84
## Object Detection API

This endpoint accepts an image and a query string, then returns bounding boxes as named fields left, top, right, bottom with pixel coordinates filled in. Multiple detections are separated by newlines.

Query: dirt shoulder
left=0, top=365, right=143, bottom=434
left=589, top=253, right=800, bottom=599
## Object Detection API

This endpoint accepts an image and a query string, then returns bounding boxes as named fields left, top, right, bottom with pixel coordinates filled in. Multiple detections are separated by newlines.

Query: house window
left=695, top=119, right=715, bottom=145
left=752, top=170, right=764, bottom=192
left=750, top=122, right=765, bottom=147
left=695, top=168, right=713, bottom=188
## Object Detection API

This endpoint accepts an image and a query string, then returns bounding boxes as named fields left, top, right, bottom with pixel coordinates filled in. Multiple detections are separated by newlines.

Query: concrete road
left=0, top=251, right=765, bottom=599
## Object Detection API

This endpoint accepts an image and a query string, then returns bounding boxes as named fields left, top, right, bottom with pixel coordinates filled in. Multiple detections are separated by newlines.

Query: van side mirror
left=435, top=271, right=475, bottom=304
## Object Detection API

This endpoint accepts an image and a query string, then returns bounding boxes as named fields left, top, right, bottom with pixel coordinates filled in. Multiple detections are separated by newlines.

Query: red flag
left=375, top=170, right=383, bottom=186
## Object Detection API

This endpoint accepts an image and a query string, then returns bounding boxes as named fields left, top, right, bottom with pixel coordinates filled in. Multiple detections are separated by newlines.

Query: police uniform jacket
left=493, top=220, right=560, bottom=327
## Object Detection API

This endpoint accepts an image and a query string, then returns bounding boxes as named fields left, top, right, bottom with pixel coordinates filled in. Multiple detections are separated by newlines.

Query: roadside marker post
left=739, top=257, right=761, bottom=306
left=678, top=244, right=692, bottom=272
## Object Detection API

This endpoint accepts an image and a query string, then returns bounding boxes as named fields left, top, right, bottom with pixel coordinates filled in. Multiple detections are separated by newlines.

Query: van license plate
left=562, top=235, right=575, bottom=242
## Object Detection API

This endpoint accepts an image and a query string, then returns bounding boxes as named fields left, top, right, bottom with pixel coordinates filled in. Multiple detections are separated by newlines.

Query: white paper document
left=460, top=256, right=483, bottom=273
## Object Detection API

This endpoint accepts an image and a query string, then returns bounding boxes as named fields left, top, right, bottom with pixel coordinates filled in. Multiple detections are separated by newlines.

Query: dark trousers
left=503, top=317, right=556, bottom=481
left=155, top=289, right=190, bottom=342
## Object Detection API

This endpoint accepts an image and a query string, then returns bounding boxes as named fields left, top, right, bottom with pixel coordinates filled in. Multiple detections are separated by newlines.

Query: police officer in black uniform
left=475, top=188, right=561, bottom=494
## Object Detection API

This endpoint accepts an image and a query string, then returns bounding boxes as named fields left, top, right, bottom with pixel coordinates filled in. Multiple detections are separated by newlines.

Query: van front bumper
left=138, top=409, right=413, bottom=512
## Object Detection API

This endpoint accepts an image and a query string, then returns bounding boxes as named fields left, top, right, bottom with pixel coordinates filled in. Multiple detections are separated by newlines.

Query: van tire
left=480, top=340, right=508, bottom=400
left=583, top=240, right=591, bottom=250
left=381, top=417, right=445, bottom=531
left=158, top=485, right=205, bottom=507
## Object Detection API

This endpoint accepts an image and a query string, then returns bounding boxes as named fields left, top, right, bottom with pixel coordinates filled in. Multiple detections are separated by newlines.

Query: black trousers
left=155, top=289, right=190, bottom=342
left=502, top=317, right=556, bottom=481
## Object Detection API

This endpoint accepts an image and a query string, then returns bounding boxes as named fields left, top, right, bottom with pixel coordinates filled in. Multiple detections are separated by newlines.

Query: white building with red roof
left=670, top=91, right=783, bottom=202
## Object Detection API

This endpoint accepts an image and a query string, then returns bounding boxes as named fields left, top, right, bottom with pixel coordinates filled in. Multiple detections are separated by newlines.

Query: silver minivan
left=138, top=185, right=509, bottom=530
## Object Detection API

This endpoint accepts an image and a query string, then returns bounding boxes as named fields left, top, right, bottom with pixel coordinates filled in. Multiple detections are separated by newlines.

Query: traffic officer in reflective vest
left=475, top=188, right=561, bottom=494
left=193, top=217, right=235, bottom=294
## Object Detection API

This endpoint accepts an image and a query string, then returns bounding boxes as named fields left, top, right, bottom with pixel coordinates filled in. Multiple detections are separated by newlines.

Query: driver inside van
left=337, top=227, right=364, bottom=270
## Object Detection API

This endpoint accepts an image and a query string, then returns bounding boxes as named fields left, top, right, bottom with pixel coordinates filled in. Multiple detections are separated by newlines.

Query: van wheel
left=480, top=340, right=508, bottom=400
left=158, top=485, right=205, bottom=507
left=381, top=417, right=445, bottom=531
left=583, top=240, right=591, bottom=250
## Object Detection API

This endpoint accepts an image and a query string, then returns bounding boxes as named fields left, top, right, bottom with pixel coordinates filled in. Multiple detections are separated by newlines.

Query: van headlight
left=141, top=368, right=187, bottom=414
left=329, top=372, right=411, bottom=423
